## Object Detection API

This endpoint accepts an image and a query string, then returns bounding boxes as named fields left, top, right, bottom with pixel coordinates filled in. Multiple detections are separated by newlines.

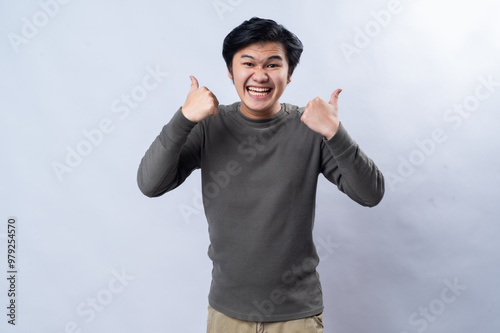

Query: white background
left=1, top=0, right=500, bottom=332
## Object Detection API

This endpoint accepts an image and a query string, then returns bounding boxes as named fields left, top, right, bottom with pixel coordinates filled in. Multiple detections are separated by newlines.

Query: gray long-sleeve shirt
left=137, top=102, right=384, bottom=322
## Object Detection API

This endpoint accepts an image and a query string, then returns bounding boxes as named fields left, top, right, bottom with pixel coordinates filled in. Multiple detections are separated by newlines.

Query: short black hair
left=222, top=17, right=303, bottom=78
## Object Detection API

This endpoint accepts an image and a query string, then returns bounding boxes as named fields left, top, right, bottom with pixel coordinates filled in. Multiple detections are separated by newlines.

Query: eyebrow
left=240, top=54, right=284, bottom=62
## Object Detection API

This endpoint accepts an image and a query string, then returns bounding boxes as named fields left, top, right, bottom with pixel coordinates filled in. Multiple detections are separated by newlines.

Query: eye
left=268, top=64, right=279, bottom=68
left=243, top=62, right=254, bottom=67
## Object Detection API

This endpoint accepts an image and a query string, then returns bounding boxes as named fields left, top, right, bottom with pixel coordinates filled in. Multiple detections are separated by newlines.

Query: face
left=228, top=42, right=291, bottom=119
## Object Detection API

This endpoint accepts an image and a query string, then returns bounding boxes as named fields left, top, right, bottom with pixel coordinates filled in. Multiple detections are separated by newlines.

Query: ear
left=227, top=67, right=233, bottom=80
left=287, top=74, right=292, bottom=84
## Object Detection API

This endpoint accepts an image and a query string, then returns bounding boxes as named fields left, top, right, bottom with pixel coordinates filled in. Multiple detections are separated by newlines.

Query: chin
left=244, top=99, right=273, bottom=112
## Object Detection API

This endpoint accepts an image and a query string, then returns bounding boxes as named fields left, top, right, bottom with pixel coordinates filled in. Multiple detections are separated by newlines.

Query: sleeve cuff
left=324, top=122, right=358, bottom=166
left=159, top=108, right=198, bottom=153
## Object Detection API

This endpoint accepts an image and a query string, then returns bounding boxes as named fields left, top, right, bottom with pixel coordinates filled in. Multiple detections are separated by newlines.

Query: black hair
left=222, top=17, right=303, bottom=78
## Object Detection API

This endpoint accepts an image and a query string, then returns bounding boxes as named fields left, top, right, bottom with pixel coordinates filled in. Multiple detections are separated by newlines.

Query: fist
left=181, top=76, right=219, bottom=123
left=301, top=89, right=342, bottom=140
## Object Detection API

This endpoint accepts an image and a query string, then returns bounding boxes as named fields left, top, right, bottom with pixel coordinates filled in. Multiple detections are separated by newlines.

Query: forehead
left=234, top=42, right=287, bottom=61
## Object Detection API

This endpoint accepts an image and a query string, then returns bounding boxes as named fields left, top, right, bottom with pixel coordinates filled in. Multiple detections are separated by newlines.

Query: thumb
left=329, top=88, right=342, bottom=105
left=189, top=75, right=199, bottom=93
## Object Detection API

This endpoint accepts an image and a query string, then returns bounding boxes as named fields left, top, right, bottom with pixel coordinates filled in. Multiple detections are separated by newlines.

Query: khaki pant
left=206, top=305, right=324, bottom=333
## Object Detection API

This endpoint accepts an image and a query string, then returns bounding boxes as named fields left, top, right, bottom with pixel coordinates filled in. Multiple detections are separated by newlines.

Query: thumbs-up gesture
left=301, top=89, right=342, bottom=140
left=181, top=76, right=219, bottom=123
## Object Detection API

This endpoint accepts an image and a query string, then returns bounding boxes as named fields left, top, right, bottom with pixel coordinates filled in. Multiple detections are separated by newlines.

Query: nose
left=252, top=67, right=268, bottom=82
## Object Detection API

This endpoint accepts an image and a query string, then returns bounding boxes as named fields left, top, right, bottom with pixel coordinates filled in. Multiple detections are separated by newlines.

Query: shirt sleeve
left=137, top=108, right=202, bottom=197
left=320, top=123, right=385, bottom=207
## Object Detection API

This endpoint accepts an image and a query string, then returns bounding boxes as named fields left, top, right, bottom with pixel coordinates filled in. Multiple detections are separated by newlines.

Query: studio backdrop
left=1, top=0, right=499, bottom=332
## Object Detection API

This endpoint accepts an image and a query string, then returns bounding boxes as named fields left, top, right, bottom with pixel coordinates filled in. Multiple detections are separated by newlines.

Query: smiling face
left=228, top=42, right=291, bottom=119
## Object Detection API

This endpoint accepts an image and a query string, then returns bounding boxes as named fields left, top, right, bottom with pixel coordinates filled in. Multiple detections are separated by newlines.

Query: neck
left=240, top=102, right=282, bottom=120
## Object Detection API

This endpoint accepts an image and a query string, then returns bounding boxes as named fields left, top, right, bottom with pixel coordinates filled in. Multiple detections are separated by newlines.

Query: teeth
left=248, top=87, right=271, bottom=92
left=247, top=87, right=271, bottom=96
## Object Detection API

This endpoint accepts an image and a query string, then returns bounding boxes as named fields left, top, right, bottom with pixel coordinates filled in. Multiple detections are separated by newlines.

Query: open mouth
left=247, top=86, right=272, bottom=98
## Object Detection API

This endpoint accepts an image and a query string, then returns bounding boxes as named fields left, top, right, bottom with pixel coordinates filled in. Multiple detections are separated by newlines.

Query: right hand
left=181, top=76, right=219, bottom=122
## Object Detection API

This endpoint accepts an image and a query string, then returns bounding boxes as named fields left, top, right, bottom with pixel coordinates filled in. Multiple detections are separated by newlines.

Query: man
left=137, top=17, right=384, bottom=333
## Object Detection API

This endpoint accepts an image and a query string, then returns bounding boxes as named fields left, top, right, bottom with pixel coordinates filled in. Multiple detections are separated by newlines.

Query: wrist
left=324, top=121, right=340, bottom=140
left=181, top=106, right=198, bottom=123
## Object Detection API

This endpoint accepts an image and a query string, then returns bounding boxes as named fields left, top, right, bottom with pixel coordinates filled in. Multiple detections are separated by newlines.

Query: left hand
left=301, top=89, right=342, bottom=140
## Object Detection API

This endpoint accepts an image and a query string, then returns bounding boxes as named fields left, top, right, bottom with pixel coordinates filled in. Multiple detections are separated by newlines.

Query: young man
left=137, top=17, right=384, bottom=333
